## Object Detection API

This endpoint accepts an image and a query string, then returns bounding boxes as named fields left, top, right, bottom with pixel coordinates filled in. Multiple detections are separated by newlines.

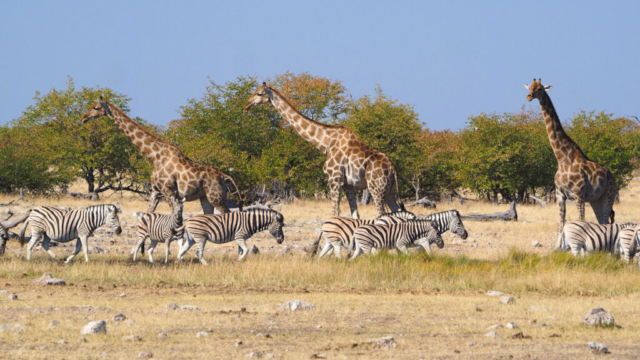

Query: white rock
left=166, top=303, right=179, bottom=310
left=80, top=320, right=107, bottom=335
left=0, top=290, right=8, bottom=294
left=157, top=333, right=167, bottom=339
left=468, top=341, right=477, bottom=346
left=124, top=319, right=135, bottom=326
left=499, top=296, right=515, bottom=304
left=371, top=336, right=397, bottom=350
left=8, top=293, right=17, bottom=300
left=181, top=305, right=199, bottom=311
left=506, top=322, right=518, bottom=329
left=12, top=323, right=27, bottom=333
left=582, top=307, right=614, bottom=327
left=484, top=331, right=499, bottom=338
left=488, top=324, right=502, bottom=330
left=112, top=314, right=127, bottom=322
left=531, top=240, right=542, bottom=248
left=196, top=331, right=209, bottom=338
left=57, top=340, right=67, bottom=345
left=246, top=351, right=262, bottom=358
left=138, top=350, right=153, bottom=359
left=282, top=300, right=315, bottom=311
left=264, top=354, right=274, bottom=359
left=588, top=341, right=609, bottom=354
left=486, top=291, right=504, bottom=296
left=48, top=320, right=59, bottom=329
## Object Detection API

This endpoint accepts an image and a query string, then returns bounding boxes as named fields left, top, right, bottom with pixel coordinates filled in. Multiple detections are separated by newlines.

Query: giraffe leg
left=575, top=197, right=586, bottom=222
left=384, top=188, right=400, bottom=213
left=371, top=189, right=386, bottom=217
left=329, top=183, right=341, bottom=217
left=557, top=192, right=566, bottom=233
left=589, top=199, right=607, bottom=225
left=199, top=197, right=215, bottom=214
left=344, top=187, right=360, bottom=219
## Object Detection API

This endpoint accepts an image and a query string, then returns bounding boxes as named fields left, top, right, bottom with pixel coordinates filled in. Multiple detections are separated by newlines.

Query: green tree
left=12, top=77, right=151, bottom=195
left=344, top=86, right=423, bottom=197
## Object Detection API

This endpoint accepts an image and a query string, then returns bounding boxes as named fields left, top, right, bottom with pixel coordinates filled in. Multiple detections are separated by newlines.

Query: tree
left=12, top=77, right=151, bottom=195
left=344, top=86, right=423, bottom=197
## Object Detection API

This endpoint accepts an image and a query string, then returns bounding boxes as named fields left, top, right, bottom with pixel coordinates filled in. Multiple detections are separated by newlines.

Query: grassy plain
left=0, top=180, right=639, bottom=359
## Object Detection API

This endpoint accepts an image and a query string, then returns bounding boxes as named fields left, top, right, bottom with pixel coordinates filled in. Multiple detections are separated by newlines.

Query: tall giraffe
left=245, top=83, right=400, bottom=218
left=80, top=98, right=237, bottom=214
left=525, top=79, right=617, bottom=231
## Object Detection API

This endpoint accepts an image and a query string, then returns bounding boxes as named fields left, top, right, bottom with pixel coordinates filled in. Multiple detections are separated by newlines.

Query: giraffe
left=245, top=83, right=400, bottom=219
left=80, top=97, right=238, bottom=215
left=525, top=79, right=618, bottom=231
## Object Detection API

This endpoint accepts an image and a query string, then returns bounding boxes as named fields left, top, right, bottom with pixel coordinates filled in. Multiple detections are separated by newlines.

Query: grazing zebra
left=556, top=220, right=636, bottom=257
left=351, top=219, right=444, bottom=259
left=131, top=200, right=185, bottom=264
left=617, top=226, right=640, bottom=266
left=19, top=204, right=122, bottom=263
left=423, top=210, right=468, bottom=240
left=314, top=210, right=416, bottom=259
left=178, top=208, right=284, bottom=264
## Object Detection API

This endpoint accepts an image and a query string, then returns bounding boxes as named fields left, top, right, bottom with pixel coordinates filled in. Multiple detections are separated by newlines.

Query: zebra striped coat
left=178, top=208, right=285, bottom=264
left=314, top=210, right=416, bottom=259
left=423, top=210, right=468, bottom=240
left=556, top=220, right=637, bottom=257
left=617, top=225, right=640, bottom=266
left=351, top=219, right=443, bottom=259
left=19, top=204, right=122, bottom=263
left=131, top=201, right=184, bottom=264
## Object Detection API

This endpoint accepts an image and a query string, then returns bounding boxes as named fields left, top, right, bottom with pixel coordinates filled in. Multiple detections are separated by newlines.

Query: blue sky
left=1, top=1, right=638, bottom=130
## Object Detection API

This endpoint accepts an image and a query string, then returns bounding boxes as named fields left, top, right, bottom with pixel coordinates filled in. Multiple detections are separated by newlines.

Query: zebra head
left=268, top=212, right=285, bottom=244
left=450, top=211, right=468, bottom=239
left=428, top=222, right=445, bottom=249
left=105, top=205, right=122, bottom=235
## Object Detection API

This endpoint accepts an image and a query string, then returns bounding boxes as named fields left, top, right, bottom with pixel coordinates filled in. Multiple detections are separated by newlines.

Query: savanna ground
left=1, top=181, right=640, bottom=359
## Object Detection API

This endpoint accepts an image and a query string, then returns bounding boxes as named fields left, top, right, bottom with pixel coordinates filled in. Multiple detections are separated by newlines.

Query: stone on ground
left=588, top=341, right=610, bottom=354
left=582, top=307, right=614, bottom=327
left=80, top=320, right=107, bottom=335
left=506, top=322, right=518, bottom=329
left=138, top=350, right=153, bottom=359
left=499, top=296, right=515, bottom=304
left=282, top=300, right=315, bottom=311
left=484, top=331, right=499, bottom=338
left=486, top=291, right=504, bottom=296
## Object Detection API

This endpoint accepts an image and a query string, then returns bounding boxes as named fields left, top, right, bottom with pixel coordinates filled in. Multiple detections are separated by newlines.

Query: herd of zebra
left=1, top=199, right=638, bottom=266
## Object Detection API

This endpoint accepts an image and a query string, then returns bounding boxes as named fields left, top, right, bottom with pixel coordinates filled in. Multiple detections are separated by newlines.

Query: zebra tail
left=308, top=232, right=323, bottom=257
left=19, top=220, right=29, bottom=247
left=554, top=231, right=564, bottom=252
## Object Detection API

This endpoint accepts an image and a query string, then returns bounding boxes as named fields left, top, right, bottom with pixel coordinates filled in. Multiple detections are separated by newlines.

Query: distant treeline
left=1, top=74, right=639, bottom=203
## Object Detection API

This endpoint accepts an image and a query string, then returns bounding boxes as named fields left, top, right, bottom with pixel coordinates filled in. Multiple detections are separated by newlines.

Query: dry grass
left=0, top=180, right=640, bottom=358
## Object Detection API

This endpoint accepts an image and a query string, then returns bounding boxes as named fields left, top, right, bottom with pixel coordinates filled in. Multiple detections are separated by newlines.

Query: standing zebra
left=313, top=210, right=416, bottom=260
left=131, top=199, right=185, bottom=264
left=556, top=220, right=636, bottom=257
left=617, top=225, right=640, bottom=266
left=178, top=208, right=285, bottom=264
left=19, top=204, right=122, bottom=263
left=351, top=219, right=443, bottom=259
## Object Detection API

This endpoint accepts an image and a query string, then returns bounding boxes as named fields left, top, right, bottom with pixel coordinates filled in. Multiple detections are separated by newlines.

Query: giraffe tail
left=308, top=232, right=323, bottom=257
left=223, top=174, right=242, bottom=206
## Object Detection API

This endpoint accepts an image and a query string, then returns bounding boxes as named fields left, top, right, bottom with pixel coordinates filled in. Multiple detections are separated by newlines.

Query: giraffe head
left=244, top=82, right=273, bottom=111
left=80, top=96, right=112, bottom=123
left=524, top=79, right=553, bottom=102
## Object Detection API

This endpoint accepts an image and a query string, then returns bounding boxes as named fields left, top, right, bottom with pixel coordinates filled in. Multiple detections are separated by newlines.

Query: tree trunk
left=18, top=189, right=25, bottom=201
left=461, top=201, right=518, bottom=222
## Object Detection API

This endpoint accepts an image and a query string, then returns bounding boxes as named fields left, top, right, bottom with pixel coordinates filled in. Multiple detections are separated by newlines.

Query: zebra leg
left=350, top=242, right=363, bottom=260
left=317, top=239, right=335, bottom=260
left=370, top=248, right=379, bottom=256
left=416, top=239, right=432, bottom=256
left=164, top=237, right=171, bottom=264
left=177, top=233, right=195, bottom=260
left=80, top=236, right=90, bottom=262
left=236, top=236, right=250, bottom=261
left=554, top=231, right=565, bottom=251
left=396, top=244, right=409, bottom=255
left=65, top=239, right=83, bottom=263
left=132, top=234, right=148, bottom=262
left=41, top=235, right=56, bottom=259
left=26, top=232, right=43, bottom=261
left=196, top=239, right=208, bottom=265
left=148, top=240, right=158, bottom=263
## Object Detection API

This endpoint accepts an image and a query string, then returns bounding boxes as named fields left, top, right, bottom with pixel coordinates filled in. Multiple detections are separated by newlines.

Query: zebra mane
left=376, top=210, right=414, bottom=219
left=85, top=204, right=117, bottom=214
left=242, top=208, right=284, bottom=222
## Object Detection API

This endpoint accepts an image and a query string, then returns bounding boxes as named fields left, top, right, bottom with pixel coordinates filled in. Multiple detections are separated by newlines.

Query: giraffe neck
left=538, top=91, right=584, bottom=164
left=106, top=104, right=164, bottom=161
left=269, top=90, right=330, bottom=152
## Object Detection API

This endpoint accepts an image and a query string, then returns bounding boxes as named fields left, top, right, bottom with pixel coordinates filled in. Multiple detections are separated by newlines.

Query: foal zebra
left=314, top=210, right=416, bottom=259
left=178, top=208, right=285, bottom=264
left=351, top=219, right=443, bottom=259
left=131, top=200, right=185, bottom=264
left=618, top=225, right=640, bottom=266
left=556, top=220, right=636, bottom=257
left=19, top=204, right=122, bottom=263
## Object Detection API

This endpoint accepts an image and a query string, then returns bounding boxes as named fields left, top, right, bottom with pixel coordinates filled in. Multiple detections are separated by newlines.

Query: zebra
left=131, top=199, right=185, bottom=264
left=422, top=210, right=468, bottom=240
left=617, top=225, right=640, bottom=266
left=555, top=220, right=637, bottom=257
left=313, top=210, right=416, bottom=259
left=19, top=204, right=122, bottom=263
left=351, top=219, right=444, bottom=259
left=178, top=208, right=285, bottom=265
